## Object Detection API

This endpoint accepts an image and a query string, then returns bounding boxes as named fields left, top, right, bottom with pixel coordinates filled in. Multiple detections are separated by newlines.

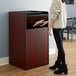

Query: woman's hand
left=40, top=21, right=48, bottom=27
left=48, top=29, right=52, bottom=36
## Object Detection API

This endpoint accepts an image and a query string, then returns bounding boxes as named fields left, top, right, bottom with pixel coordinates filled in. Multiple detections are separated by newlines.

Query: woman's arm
left=40, top=19, right=55, bottom=36
left=49, top=19, right=55, bottom=35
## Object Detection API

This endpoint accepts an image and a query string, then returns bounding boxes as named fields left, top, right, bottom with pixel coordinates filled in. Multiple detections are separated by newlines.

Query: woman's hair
left=62, top=0, right=65, bottom=3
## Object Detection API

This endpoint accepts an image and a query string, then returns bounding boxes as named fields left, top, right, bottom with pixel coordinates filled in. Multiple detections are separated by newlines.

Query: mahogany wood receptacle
left=9, top=11, right=49, bottom=69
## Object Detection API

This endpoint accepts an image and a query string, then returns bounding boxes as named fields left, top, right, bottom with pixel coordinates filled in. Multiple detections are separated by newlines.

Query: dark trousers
left=53, top=28, right=66, bottom=65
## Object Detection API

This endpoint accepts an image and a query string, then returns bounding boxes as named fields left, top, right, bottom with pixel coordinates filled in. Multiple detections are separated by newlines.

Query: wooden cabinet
left=9, top=11, right=49, bottom=69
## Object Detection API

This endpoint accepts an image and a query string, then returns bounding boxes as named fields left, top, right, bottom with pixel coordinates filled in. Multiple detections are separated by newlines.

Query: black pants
left=53, top=28, right=66, bottom=65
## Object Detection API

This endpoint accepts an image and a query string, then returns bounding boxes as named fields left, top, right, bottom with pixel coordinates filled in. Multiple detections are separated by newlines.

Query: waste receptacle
left=9, top=11, right=49, bottom=69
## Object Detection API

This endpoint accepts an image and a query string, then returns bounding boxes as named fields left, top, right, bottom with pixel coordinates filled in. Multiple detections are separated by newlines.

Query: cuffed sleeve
left=50, top=0, right=61, bottom=20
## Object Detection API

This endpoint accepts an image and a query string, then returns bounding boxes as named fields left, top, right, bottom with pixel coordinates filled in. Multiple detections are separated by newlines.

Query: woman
left=41, top=0, right=68, bottom=74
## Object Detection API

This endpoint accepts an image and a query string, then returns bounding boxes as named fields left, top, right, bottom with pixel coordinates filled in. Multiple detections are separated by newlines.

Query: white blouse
left=49, top=0, right=67, bottom=29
